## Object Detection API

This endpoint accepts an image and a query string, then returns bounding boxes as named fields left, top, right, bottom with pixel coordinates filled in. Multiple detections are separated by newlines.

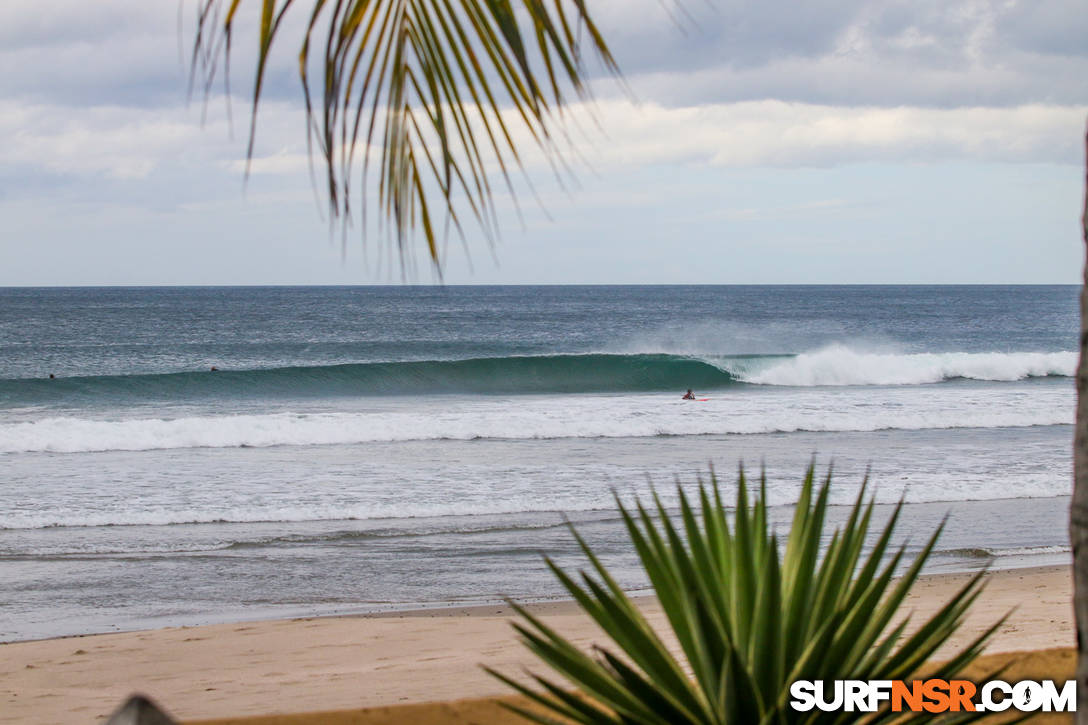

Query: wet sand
left=0, top=565, right=1073, bottom=724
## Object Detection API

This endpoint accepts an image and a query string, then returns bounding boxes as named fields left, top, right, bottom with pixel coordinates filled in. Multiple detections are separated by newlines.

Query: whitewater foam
left=1, top=461, right=1069, bottom=530
left=0, top=379, right=1072, bottom=454
left=723, top=346, right=1075, bottom=386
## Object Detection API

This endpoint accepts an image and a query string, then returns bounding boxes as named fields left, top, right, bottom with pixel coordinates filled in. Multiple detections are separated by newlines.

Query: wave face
left=0, top=354, right=741, bottom=405
left=723, top=347, right=1075, bottom=386
left=0, top=348, right=1074, bottom=407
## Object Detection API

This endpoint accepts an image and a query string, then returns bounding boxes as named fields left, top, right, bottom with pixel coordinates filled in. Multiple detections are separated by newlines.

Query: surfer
left=682, top=389, right=696, bottom=400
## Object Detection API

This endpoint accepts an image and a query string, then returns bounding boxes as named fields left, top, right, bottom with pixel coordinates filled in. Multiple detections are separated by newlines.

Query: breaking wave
left=0, top=348, right=1074, bottom=407
left=722, top=346, right=1075, bottom=386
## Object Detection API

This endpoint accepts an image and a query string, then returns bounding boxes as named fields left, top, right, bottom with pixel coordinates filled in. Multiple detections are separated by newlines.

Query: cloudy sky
left=1, top=0, right=1085, bottom=285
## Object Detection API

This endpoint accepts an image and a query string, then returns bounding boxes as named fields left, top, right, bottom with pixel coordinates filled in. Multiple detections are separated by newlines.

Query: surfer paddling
left=682, top=389, right=696, bottom=400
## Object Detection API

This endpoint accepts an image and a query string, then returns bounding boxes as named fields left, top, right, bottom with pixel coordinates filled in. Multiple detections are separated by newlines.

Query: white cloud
left=0, top=102, right=199, bottom=179
left=514, top=99, right=1087, bottom=171
left=224, top=152, right=312, bottom=176
left=4, top=94, right=1081, bottom=192
left=0, top=97, right=307, bottom=181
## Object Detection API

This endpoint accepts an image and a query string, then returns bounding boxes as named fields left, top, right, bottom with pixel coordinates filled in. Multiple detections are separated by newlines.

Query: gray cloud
left=589, top=0, right=865, bottom=74
left=996, top=0, right=1088, bottom=58
left=616, top=50, right=1088, bottom=108
left=1, top=0, right=1084, bottom=237
left=596, top=0, right=1088, bottom=107
left=0, top=1, right=303, bottom=108
left=2, top=0, right=1084, bottom=113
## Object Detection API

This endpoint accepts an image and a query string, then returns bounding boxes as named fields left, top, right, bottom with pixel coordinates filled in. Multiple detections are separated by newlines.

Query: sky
left=0, top=0, right=1086, bottom=285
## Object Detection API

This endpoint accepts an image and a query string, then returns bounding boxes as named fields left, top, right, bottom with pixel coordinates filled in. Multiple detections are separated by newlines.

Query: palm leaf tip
left=191, top=0, right=620, bottom=272
left=491, top=466, right=1002, bottom=724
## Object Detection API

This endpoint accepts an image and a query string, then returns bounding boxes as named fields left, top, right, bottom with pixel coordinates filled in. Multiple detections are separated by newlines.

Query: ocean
left=0, top=285, right=1076, bottom=642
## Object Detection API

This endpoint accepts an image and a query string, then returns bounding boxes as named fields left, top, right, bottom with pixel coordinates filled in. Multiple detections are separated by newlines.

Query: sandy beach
left=0, top=564, right=1073, bottom=724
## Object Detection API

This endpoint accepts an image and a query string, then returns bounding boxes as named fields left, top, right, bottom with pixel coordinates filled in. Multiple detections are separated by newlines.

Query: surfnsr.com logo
left=789, top=679, right=1076, bottom=713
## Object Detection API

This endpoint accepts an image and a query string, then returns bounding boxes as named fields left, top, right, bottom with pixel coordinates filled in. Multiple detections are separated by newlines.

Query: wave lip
left=727, top=346, right=1076, bottom=387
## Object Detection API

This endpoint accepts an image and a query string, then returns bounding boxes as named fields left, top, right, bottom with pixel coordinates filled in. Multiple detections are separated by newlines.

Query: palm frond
left=192, top=0, right=619, bottom=275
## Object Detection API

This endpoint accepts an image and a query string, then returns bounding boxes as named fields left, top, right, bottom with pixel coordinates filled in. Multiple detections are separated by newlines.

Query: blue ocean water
left=0, top=285, right=1077, bottom=640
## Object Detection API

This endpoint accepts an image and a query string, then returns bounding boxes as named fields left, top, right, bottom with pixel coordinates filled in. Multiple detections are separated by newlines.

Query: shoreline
left=2, top=552, right=1072, bottom=646
left=1, top=564, right=1073, bottom=724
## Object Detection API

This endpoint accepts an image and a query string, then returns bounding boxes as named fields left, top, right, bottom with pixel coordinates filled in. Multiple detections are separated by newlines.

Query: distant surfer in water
left=682, top=389, right=696, bottom=400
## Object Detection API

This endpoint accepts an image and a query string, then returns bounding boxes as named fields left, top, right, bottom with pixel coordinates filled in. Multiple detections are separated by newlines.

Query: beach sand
left=1, top=565, right=1073, bottom=724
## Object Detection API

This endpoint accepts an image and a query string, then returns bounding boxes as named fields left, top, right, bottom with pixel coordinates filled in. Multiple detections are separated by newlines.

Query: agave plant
left=487, top=467, right=1003, bottom=723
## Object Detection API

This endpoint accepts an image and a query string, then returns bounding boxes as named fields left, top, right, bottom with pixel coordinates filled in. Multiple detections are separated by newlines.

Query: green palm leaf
left=492, top=465, right=1001, bottom=723
left=192, top=0, right=618, bottom=274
